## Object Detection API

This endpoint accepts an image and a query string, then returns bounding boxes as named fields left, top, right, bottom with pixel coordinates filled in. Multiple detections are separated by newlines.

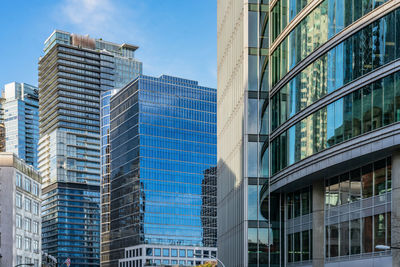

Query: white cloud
left=57, top=0, right=121, bottom=39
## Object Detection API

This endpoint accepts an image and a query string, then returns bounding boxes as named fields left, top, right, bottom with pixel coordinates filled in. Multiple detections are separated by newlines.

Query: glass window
left=350, top=219, right=361, bottom=254
left=16, top=235, right=22, bottom=249
left=249, top=11, right=258, bottom=47
left=24, top=198, right=31, bottom=212
left=154, top=248, right=161, bottom=256
left=179, top=249, right=185, bottom=257
left=187, top=250, right=194, bottom=258
left=288, top=233, right=293, bottom=262
left=340, top=221, right=349, bottom=256
left=248, top=185, right=258, bottom=220
left=195, top=250, right=202, bottom=258
left=302, top=230, right=310, bottom=261
left=32, top=183, right=39, bottom=196
left=16, top=214, right=22, bottom=228
left=33, top=202, right=39, bottom=215
left=247, top=98, right=258, bottom=134
left=171, top=249, right=177, bottom=257
left=383, top=74, right=395, bottom=126
left=294, top=232, right=300, bottom=262
left=329, top=224, right=339, bottom=257
left=24, top=218, right=31, bottom=232
left=362, top=216, right=373, bottom=253
left=374, top=159, right=386, bottom=195
left=301, top=188, right=310, bottom=215
left=247, top=142, right=258, bottom=177
left=374, top=214, right=386, bottom=251
left=249, top=55, right=258, bottom=91
left=16, top=193, right=22, bottom=208
left=24, top=178, right=31, bottom=192
left=350, top=169, right=361, bottom=202
left=24, top=237, right=31, bottom=251
left=339, top=173, right=350, bottom=205
left=33, top=221, right=39, bottom=234
left=362, top=164, right=373, bottom=198
left=248, top=228, right=257, bottom=265
left=163, top=248, right=169, bottom=257
left=146, top=248, right=153, bottom=256
left=293, top=192, right=300, bottom=217
left=16, top=173, right=22, bottom=187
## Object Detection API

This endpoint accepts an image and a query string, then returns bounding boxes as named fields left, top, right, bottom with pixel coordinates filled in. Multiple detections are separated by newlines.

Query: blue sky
left=0, top=0, right=216, bottom=88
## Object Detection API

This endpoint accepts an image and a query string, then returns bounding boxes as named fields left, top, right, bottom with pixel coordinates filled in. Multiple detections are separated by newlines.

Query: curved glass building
left=217, top=0, right=400, bottom=266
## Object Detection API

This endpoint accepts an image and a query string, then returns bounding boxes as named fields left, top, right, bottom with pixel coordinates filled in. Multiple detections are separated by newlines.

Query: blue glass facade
left=3, top=82, right=39, bottom=168
left=41, top=183, right=100, bottom=266
left=106, top=75, right=217, bottom=266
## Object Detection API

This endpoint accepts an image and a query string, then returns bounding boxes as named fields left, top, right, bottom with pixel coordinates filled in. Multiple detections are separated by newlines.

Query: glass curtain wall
left=248, top=1, right=271, bottom=266
left=271, top=0, right=390, bottom=87
left=271, top=8, right=400, bottom=131
left=325, top=157, right=391, bottom=260
left=271, top=70, right=400, bottom=174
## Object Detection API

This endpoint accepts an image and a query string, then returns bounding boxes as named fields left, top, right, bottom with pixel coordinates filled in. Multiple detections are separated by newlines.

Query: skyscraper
left=103, top=75, right=217, bottom=267
left=38, top=30, right=142, bottom=267
left=217, top=1, right=400, bottom=267
left=3, top=82, right=39, bottom=168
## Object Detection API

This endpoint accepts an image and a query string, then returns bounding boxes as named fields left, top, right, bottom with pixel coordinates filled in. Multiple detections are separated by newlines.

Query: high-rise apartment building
left=217, top=1, right=400, bottom=267
left=3, top=82, right=39, bottom=168
left=102, top=75, right=217, bottom=267
left=38, top=30, right=142, bottom=267
left=0, top=153, right=42, bottom=267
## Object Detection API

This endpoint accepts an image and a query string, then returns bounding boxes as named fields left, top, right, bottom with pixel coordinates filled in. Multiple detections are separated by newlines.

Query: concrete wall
left=0, top=167, right=15, bottom=267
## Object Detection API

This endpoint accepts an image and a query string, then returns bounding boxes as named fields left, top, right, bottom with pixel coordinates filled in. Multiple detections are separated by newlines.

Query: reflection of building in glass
left=218, top=1, right=400, bottom=266
left=3, top=82, right=39, bottom=168
left=107, top=75, right=217, bottom=267
left=38, top=30, right=141, bottom=267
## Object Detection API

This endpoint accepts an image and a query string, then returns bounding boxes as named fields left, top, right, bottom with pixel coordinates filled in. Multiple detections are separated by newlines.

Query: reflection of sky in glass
left=110, top=75, right=217, bottom=248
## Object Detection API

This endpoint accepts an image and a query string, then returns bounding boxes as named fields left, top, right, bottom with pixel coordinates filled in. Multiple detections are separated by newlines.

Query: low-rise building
left=0, top=153, right=42, bottom=266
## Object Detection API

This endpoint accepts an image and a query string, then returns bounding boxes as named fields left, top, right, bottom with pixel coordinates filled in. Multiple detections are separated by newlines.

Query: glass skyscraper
left=217, top=1, right=400, bottom=267
left=38, top=30, right=142, bottom=267
left=103, top=75, right=217, bottom=267
left=3, top=82, right=39, bottom=168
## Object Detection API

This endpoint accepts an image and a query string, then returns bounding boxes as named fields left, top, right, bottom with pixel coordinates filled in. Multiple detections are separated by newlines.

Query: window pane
left=302, top=230, right=310, bottom=261
left=248, top=185, right=258, bottom=220
left=340, top=221, right=349, bottom=256
left=372, top=80, right=383, bottom=130
left=362, top=164, right=373, bottom=198
left=374, top=159, right=386, bottom=195
left=383, top=74, right=395, bottom=126
left=362, top=216, right=373, bottom=253
left=248, top=228, right=258, bottom=265
left=247, top=142, right=258, bottom=177
left=350, top=169, right=361, bottom=202
left=374, top=214, right=386, bottom=251
left=340, top=173, right=350, bottom=205
left=330, top=224, right=339, bottom=257
left=362, top=85, right=372, bottom=133
left=350, top=219, right=361, bottom=254
left=248, top=98, right=258, bottom=134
